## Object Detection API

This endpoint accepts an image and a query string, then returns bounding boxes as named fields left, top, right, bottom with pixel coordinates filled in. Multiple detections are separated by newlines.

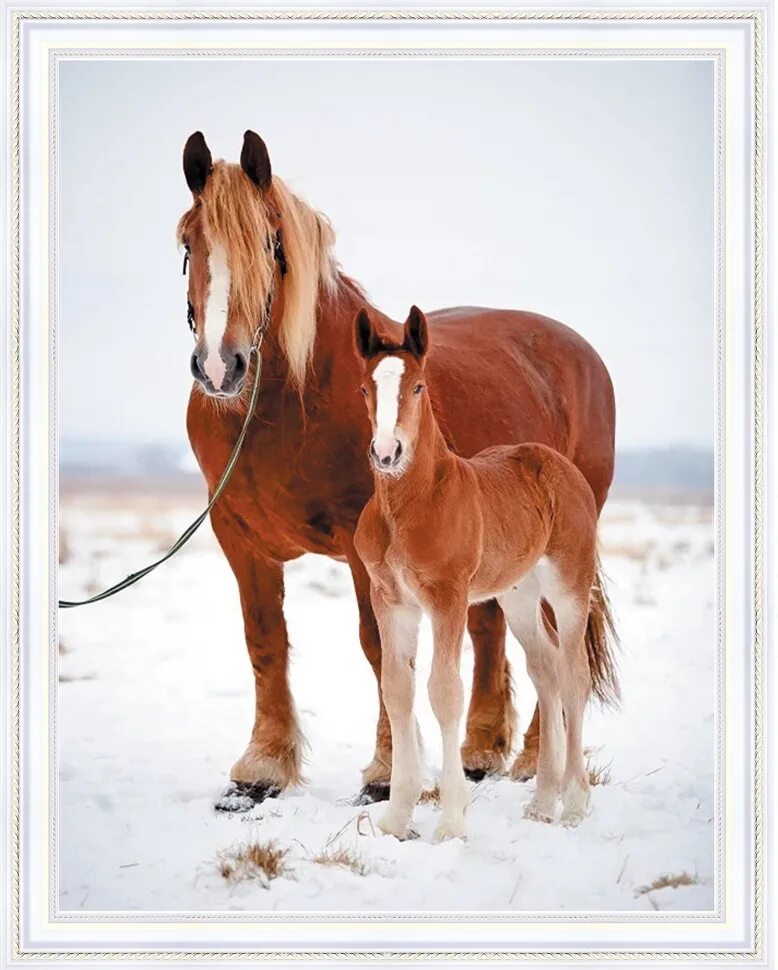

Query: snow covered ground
left=58, top=486, right=716, bottom=914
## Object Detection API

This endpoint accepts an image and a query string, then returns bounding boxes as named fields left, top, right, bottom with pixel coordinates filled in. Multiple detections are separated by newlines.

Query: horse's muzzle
left=370, top=438, right=404, bottom=472
left=190, top=348, right=248, bottom=397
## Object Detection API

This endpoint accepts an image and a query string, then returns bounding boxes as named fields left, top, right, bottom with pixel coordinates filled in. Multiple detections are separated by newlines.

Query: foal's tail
left=585, top=554, right=620, bottom=707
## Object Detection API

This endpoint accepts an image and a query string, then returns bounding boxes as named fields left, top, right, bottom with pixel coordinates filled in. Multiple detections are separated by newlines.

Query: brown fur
left=178, top=132, right=616, bottom=796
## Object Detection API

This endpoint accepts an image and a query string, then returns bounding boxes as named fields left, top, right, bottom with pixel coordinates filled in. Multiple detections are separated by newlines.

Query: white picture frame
left=1, top=1, right=772, bottom=965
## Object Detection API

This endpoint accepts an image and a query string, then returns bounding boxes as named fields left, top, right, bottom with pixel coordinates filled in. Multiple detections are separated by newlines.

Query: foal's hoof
left=433, top=819, right=467, bottom=843
left=355, top=782, right=391, bottom=805
left=523, top=798, right=556, bottom=824
left=560, top=810, right=587, bottom=829
left=214, top=781, right=281, bottom=813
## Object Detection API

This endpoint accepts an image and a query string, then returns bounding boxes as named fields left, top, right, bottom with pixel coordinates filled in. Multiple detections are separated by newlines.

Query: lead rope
left=58, top=333, right=265, bottom=609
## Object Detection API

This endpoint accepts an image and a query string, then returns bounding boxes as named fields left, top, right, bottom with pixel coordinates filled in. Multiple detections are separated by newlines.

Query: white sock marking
left=203, top=246, right=230, bottom=390
left=372, top=356, right=405, bottom=456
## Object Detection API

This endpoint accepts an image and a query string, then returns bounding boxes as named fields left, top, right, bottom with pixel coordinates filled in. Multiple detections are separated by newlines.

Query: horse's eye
left=414, top=383, right=424, bottom=395
left=359, top=386, right=368, bottom=397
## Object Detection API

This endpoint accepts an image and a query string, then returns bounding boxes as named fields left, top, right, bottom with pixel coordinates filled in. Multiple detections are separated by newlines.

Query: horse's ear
left=354, top=308, right=379, bottom=359
left=403, top=305, right=429, bottom=359
left=183, top=131, right=212, bottom=195
left=240, top=130, right=272, bottom=192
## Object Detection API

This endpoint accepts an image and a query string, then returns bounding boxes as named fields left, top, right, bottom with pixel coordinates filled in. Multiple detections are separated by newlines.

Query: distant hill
left=612, top=447, right=714, bottom=494
left=60, top=439, right=714, bottom=501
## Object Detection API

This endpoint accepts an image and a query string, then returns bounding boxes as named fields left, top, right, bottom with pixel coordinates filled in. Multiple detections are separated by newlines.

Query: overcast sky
left=59, top=57, right=714, bottom=450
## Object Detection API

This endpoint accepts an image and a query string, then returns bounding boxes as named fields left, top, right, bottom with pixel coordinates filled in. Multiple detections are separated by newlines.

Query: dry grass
left=312, top=844, right=370, bottom=877
left=635, top=871, right=700, bottom=897
left=418, top=785, right=441, bottom=806
left=216, top=840, right=289, bottom=887
left=587, top=759, right=612, bottom=787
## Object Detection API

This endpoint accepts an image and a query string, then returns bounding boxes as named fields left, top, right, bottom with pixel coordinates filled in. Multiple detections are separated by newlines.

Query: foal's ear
left=354, top=308, right=380, bottom=359
left=183, top=131, right=212, bottom=195
left=240, top=130, right=272, bottom=192
left=403, top=305, right=429, bottom=359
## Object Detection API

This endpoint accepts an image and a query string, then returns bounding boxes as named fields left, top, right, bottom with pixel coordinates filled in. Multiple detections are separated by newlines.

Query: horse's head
left=354, top=306, right=429, bottom=476
left=178, top=130, right=337, bottom=399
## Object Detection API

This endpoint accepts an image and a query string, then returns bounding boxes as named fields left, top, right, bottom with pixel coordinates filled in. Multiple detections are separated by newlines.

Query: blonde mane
left=178, top=161, right=339, bottom=386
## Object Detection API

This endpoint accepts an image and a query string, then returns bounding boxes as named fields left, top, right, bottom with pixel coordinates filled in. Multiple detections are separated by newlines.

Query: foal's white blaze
left=372, top=356, right=405, bottom=459
left=202, top=246, right=230, bottom=390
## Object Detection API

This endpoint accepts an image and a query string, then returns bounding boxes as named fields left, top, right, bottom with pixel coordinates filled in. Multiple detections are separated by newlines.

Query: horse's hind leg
left=461, top=600, right=518, bottom=780
left=500, top=576, right=564, bottom=823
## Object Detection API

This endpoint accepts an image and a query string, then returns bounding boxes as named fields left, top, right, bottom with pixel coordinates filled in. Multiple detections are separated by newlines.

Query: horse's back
left=424, top=307, right=615, bottom=512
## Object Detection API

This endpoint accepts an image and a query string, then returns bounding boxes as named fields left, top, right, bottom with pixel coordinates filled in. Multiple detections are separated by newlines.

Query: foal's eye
left=414, top=383, right=424, bottom=395
left=359, top=386, right=368, bottom=397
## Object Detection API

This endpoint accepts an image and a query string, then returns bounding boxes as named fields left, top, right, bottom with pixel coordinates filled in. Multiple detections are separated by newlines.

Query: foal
left=353, top=306, right=617, bottom=841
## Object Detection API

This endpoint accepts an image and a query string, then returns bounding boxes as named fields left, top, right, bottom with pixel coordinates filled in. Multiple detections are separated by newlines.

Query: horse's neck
left=375, top=399, right=454, bottom=516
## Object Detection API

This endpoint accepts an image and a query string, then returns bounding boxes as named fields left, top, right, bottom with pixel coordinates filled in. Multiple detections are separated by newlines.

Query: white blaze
left=202, top=246, right=230, bottom=390
left=372, top=356, right=405, bottom=455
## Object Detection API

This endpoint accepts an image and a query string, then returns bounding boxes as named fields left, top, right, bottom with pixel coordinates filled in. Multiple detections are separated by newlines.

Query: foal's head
left=178, top=130, right=337, bottom=399
left=354, top=306, right=430, bottom=477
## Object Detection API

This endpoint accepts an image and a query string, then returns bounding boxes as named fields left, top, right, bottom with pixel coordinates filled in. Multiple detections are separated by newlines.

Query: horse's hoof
left=214, top=781, right=281, bottom=813
left=509, top=750, right=539, bottom=783
left=433, top=819, right=467, bottom=843
left=523, top=798, right=556, bottom=824
left=355, top=782, right=391, bottom=805
left=464, top=767, right=487, bottom=783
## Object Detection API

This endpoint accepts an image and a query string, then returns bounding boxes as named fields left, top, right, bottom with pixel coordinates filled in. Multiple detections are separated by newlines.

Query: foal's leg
left=461, top=600, right=517, bottom=780
left=512, top=601, right=555, bottom=781
left=211, top=509, right=303, bottom=808
left=547, top=590, right=591, bottom=827
left=373, top=594, right=423, bottom=839
left=429, top=597, right=470, bottom=841
left=500, top=578, right=564, bottom=823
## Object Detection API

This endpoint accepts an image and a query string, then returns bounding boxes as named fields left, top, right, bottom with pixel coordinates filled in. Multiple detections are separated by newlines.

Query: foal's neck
left=374, top=396, right=455, bottom=514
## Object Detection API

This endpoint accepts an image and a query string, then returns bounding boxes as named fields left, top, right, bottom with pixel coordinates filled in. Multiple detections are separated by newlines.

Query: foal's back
left=468, top=442, right=598, bottom=599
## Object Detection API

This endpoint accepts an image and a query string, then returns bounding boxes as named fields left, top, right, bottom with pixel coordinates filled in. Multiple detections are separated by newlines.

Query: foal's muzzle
left=190, top=348, right=248, bottom=397
left=370, top=438, right=404, bottom=472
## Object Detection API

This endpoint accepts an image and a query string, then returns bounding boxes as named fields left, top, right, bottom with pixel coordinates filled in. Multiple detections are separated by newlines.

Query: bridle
left=58, top=231, right=288, bottom=609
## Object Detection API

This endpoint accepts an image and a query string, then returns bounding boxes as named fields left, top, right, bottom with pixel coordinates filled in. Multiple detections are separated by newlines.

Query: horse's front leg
left=343, top=542, right=393, bottom=804
left=461, top=599, right=519, bottom=779
left=211, top=511, right=303, bottom=810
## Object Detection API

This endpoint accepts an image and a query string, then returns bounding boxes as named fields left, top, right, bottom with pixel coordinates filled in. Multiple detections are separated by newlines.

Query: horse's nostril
left=190, top=351, right=205, bottom=382
left=233, top=352, right=247, bottom=379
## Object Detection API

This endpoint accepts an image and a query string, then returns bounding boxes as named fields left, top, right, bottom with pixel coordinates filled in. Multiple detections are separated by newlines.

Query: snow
left=58, top=490, right=715, bottom=913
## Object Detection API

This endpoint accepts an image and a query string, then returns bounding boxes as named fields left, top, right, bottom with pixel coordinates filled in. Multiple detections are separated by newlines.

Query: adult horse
left=178, top=130, right=615, bottom=807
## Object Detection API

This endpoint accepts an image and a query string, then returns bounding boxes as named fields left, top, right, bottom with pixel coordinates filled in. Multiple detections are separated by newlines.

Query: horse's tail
left=585, top=553, right=620, bottom=707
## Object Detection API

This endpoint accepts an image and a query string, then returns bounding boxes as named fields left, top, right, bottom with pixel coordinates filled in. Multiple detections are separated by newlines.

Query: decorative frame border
left=45, top=44, right=729, bottom=927
left=4, top=5, right=768, bottom=964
